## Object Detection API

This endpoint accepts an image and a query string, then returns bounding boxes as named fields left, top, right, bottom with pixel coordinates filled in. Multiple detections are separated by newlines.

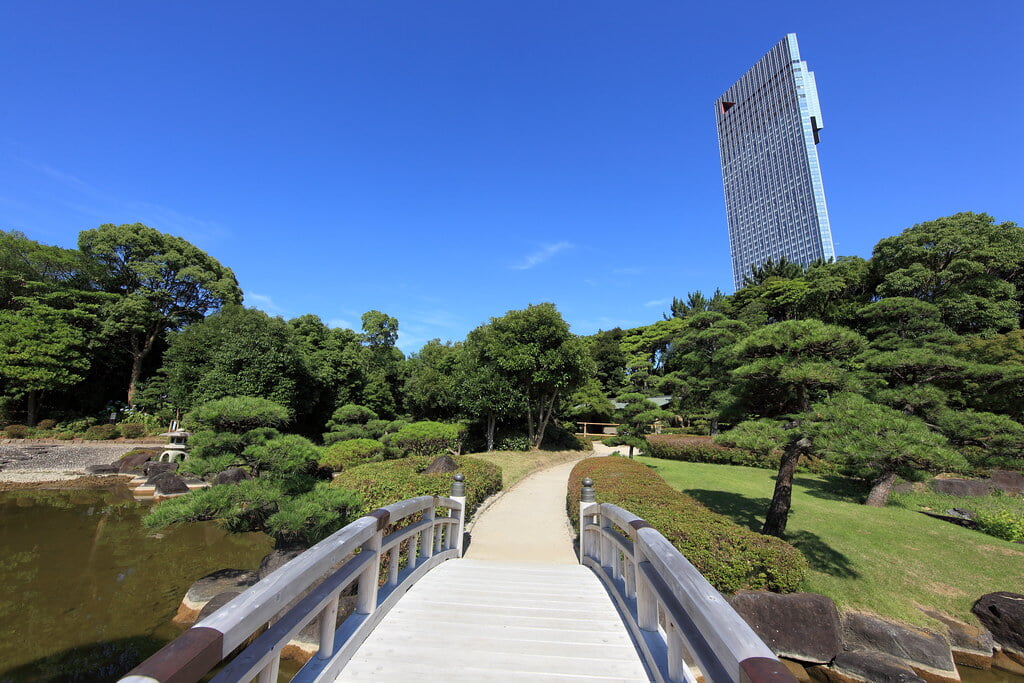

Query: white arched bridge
left=121, top=463, right=796, bottom=683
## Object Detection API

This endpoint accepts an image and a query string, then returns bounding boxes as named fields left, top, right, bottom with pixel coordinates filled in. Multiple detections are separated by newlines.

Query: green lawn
left=634, top=456, right=1024, bottom=627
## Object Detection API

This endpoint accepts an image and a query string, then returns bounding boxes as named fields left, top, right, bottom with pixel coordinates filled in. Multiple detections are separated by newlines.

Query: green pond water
left=0, top=485, right=273, bottom=681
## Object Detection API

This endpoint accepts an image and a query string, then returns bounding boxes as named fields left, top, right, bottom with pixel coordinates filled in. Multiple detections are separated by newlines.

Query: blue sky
left=2, top=1, right=1021, bottom=353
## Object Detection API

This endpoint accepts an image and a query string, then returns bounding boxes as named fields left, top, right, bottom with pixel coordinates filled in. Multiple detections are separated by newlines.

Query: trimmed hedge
left=568, top=456, right=807, bottom=593
left=645, top=434, right=756, bottom=465
left=83, top=424, right=119, bottom=440
left=4, top=424, right=29, bottom=439
left=320, top=438, right=387, bottom=472
left=119, top=423, right=148, bottom=439
left=332, top=455, right=501, bottom=520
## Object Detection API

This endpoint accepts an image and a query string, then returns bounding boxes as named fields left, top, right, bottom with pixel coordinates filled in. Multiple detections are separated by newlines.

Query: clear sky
left=2, top=1, right=1021, bottom=353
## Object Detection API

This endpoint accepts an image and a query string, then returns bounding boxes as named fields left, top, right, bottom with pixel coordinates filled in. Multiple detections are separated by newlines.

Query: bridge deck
left=336, top=559, right=650, bottom=681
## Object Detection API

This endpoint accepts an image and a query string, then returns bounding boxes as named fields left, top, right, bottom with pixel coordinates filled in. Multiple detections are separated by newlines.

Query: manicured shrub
left=496, top=435, right=531, bottom=452
left=320, top=438, right=386, bottom=472
left=83, top=424, right=119, bottom=440
left=35, top=419, right=57, bottom=431
left=56, top=431, right=75, bottom=440
left=119, top=423, right=147, bottom=439
left=391, top=421, right=466, bottom=457
left=568, top=456, right=808, bottom=593
left=188, top=396, right=290, bottom=433
left=646, top=434, right=753, bottom=465
left=4, top=424, right=29, bottom=439
left=332, top=455, right=501, bottom=520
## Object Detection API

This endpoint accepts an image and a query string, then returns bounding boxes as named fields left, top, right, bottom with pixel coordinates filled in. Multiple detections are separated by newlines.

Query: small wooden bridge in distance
left=121, top=456, right=796, bottom=683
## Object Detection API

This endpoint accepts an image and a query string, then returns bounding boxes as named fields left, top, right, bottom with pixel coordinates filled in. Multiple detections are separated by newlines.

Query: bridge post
left=579, top=477, right=595, bottom=564
left=451, top=473, right=466, bottom=556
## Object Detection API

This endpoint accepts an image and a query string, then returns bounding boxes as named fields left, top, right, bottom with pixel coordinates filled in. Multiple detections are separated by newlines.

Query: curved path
left=335, top=450, right=650, bottom=682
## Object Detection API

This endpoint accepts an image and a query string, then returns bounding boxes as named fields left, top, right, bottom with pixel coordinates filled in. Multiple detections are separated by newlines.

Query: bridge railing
left=578, top=477, right=797, bottom=683
left=122, top=474, right=467, bottom=683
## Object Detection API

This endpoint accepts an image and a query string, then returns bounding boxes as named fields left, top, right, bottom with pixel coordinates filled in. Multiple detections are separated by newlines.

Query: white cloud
left=246, top=292, right=285, bottom=315
left=328, top=318, right=355, bottom=330
left=510, top=241, right=573, bottom=270
left=644, top=298, right=670, bottom=307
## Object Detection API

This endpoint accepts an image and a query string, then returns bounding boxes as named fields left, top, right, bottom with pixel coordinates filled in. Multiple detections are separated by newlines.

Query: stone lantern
left=159, top=421, right=191, bottom=463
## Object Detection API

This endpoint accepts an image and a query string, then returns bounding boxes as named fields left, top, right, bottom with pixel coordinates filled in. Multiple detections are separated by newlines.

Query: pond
left=0, top=485, right=273, bottom=681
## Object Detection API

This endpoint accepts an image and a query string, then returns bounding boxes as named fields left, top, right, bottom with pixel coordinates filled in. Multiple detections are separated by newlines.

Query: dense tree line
left=3, top=214, right=1023, bottom=519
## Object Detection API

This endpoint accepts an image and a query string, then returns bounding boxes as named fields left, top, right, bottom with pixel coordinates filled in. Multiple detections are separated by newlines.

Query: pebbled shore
left=0, top=440, right=161, bottom=488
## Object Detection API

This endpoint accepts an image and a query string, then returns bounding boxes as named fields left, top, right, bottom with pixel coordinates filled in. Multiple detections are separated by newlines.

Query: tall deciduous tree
left=468, top=303, right=593, bottom=449
left=78, top=223, right=241, bottom=405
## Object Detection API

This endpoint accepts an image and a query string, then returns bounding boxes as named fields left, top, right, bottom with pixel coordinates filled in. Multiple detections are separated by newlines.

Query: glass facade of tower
left=715, top=33, right=835, bottom=290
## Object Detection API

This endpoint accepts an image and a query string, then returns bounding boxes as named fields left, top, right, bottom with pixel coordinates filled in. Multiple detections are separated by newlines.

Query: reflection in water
left=0, top=485, right=273, bottom=681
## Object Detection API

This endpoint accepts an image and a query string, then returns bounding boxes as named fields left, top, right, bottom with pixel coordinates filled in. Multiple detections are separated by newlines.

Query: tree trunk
left=628, top=444, right=634, bottom=459
left=486, top=411, right=496, bottom=452
left=709, top=417, right=719, bottom=435
left=127, top=329, right=159, bottom=407
left=865, top=470, right=899, bottom=507
left=533, top=391, right=559, bottom=449
left=525, top=398, right=536, bottom=448
left=761, top=437, right=809, bottom=537
left=26, top=390, right=40, bottom=427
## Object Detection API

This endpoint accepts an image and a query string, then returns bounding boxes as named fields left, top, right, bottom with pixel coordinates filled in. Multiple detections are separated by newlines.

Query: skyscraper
left=715, top=33, right=835, bottom=290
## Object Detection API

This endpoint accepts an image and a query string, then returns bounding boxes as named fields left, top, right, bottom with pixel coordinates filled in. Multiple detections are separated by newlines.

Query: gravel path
left=0, top=441, right=162, bottom=483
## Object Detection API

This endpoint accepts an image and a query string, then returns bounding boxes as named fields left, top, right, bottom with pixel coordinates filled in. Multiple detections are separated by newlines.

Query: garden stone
left=730, top=590, right=842, bottom=664
left=423, top=454, right=458, bottom=474
left=928, top=478, right=991, bottom=497
left=919, top=608, right=994, bottom=670
left=972, top=592, right=1024, bottom=659
left=85, top=464, right=121, bottom=475
left=196, top=591, right=241, bottom=622
left=810, top=651, right=925, bottom=682
left=213, top=467, right=252, bottom=486
left=989, top=470, right=1024, bottom=495
left=143, top=461, right=178, bottom=478
left=258, top=548, right=306, bottom=581
left=842, top=611, right=957, bottom=683
left=116, top=450, right=154, bottom=473
left=173, top=568, right=258, bottom=626
left=149, top=472, right=190, bottom=495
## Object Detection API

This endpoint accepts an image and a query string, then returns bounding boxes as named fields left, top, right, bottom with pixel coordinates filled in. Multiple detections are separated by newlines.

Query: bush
left=188, top=396, right=290, bottom=433
left=646, top=434, right=753, bottom=465
left=119, top=423, right=148, bottom=439
left=496, top=435, right=531, bottom=451
left=56, top=431, right=75, bottom=440
left=332, top=455, right=501, bottom=520
left=36, top=419, right=57, bottom=431
left=4, top=424, right=29, bottom=439
left=265, top=482, right=364, bottom=547
left=58, top=417, right=97, bottom=434
left=392, top=421, right=466, bottom=457
left=83, top=424, right=119, bottom=440
left=568, top=457, right=808, bottom=593
left=320, top=439, right=386, bottom=472
left=974, top=509, right=1024, bottom=543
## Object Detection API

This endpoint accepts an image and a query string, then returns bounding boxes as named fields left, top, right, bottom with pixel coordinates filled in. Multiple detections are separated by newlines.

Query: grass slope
left=635, top=456, right=1024, bottom=627
left=466, top=450, right=584, bottom=489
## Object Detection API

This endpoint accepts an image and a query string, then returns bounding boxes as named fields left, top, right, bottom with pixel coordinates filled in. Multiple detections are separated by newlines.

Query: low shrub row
left=568, top=456, right=808, bottom=593
left=332, top=455, right=502, bottom=520
left=1, top=421, right=158, bottom=440
left=645, top=434, right=756, bottom=465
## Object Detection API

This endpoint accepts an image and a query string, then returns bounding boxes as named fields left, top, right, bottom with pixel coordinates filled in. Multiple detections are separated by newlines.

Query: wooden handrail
left=578, top=479, right=797, bottom=683
left=121, top=477, right=467, bottom=683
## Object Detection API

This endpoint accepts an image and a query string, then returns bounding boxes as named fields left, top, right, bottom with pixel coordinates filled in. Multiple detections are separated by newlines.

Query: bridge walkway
left=335, top=456, right=651, bottom=681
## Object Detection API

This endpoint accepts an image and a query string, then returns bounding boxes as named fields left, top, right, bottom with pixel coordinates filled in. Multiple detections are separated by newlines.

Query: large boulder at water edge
left=973, top=592, right=1024, bottom=662
left=116, top=450, right=155, bottom=474
left=149, top=472, right=189, bottom=495
left=919, top=608, right=995, bottom=670
left=809, top=651, right=926, bottom=683
left=173, top=568, right=259, bottom=626
left=730, top=590, right=842, bottom=664
left=841, top=611, right=958, bottom=683
left=143, top=461, right=177, bottom=477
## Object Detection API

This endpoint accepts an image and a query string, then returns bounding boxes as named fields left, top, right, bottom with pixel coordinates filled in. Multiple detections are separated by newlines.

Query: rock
left=85, top=464, right=121, bottom=475
left=422, top=454, right=458, bottom=474
left=928, top=478, right=991, bottom=497
left=842, top=611, right=957, bottom=683
left=811, top=651, right=926, bottom=682
left=730, top=591, right=842, bottom=664
left=920, top=608, right=994, bottom=670
left=258, top=548, right=306, bottom=581
left=781, top=658, right=812, bottom=681
left=196, top=591, right=240, bottom=622
left=972, top=592, right=1024, bottom=657
left=213, top=467, right=252, bottom=486
left=990, top=470, right=1024, bottom=496
left=143, top=461, right=178, bottom=477
left=149, top=472, right=190, bottom=495
left=116, top=450, right=154, bottom=474
left=992, top=649, right=1024, bottom=675
left=173, top=568, right=258, bottom=626
left=892, top=482, right=916, bottom=494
